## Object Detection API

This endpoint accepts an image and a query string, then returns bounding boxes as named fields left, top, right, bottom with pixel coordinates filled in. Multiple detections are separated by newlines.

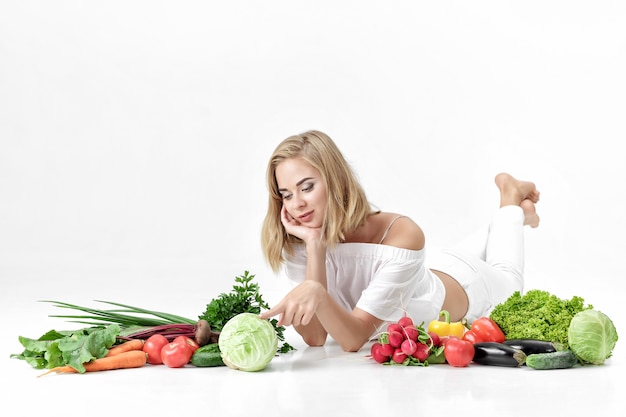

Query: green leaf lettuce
left=489, top=289, right=592, bottom=348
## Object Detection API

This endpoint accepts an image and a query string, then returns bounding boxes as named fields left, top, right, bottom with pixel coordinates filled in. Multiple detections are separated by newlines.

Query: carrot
left=37, top=350, right=148, bottom=377
left=105, top=339, right=144, bottom=357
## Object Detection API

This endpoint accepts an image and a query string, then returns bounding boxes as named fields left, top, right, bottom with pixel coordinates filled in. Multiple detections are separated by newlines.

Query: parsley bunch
left=198, top=270, right=294, bottom=353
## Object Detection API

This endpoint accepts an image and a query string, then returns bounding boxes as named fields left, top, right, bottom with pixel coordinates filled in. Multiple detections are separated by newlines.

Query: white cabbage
left=218, top=313, right=278, bottom=372
left=568, top=309, right=618, bottom=365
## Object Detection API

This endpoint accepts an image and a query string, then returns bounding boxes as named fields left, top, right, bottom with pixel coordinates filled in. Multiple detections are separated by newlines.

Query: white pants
left=427, top=205, right=525, bottom=322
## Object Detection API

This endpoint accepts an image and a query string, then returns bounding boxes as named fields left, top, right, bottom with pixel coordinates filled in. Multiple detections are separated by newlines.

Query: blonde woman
left=259, top=130, right=540, bottom=352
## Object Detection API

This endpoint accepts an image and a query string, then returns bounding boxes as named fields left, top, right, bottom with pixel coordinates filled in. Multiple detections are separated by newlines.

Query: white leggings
left=427, top=205, right=525, bottom=322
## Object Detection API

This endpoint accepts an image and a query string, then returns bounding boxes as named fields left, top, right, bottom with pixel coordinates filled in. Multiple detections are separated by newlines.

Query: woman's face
left=275, top=157, right=328, bottom=228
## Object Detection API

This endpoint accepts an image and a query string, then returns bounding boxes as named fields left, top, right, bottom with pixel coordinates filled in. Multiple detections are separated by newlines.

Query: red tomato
left=161, top=341, right=193, bottom=368
left=143, top=334, right=169, bottom=365
left=173, top=336, right=200, bottom=353
left=443, top=336, right=474, bottom=367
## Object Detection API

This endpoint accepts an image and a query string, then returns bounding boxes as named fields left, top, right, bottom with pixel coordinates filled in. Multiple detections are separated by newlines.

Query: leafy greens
left=11, top=324, right=120, bottom=373
left=198, top=270, right=294, bottom=353
left=489, top=289, right=592, bottom=348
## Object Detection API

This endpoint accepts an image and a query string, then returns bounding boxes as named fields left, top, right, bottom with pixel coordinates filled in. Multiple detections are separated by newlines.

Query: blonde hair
left=261, top=130, right=373, bottom=272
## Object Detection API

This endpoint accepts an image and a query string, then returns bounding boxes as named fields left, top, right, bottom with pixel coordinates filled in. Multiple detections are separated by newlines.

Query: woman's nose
left=291, top=194, right=305, bottom=208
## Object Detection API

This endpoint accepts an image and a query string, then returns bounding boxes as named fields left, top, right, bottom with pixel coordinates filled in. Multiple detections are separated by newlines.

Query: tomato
left=443, top=336, right=475, bottom=367
left=161, top=340, right=193, bottom=368
left=173, top=336, right=200, bottom=353
left=143, top=334, right=169, bottom=365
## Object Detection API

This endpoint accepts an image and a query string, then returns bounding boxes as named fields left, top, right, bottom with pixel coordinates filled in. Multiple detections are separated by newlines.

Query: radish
left=388, top=330, right=404, bottom=348
left=392, top=347, right=407, bottom=364
left=428, top=331, right=442, bottom=347
left=397, top=315, right=414, bottom=328
left=403, top=326, right=419, bottom=342
left=379, top=342, right=394, bottom=356
left=412, top=342, right=430, bottom=362
left=370, top=342, right=389, bottom=364
left=368, top=315, right=439, bottom=367
left=387, top=323, right=403, bottom=334
left=401, top=339, right=417, bottom=356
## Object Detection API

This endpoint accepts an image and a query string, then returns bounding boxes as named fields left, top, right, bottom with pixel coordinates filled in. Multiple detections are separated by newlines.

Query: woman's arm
left=314, top=298, right=383, bottom=352
left=260, top=279, right=383, bottom=352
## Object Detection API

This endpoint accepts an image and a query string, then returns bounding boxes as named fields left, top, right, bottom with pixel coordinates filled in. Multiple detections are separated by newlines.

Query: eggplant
left=503, top=339, right=562, bottom=356
left=472, top=342, right=526, bottom=367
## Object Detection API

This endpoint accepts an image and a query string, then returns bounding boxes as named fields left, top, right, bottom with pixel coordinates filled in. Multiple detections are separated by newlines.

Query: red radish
left=387, top=323, right=403, bottom=334
left=397, top=315, right=414, bottom=328
left=370, top=343, right=389, bottom=364
left=401, top=339, right=417, bottom=356
left=428, top=331, right=441, bottom=347
left=368, top=316, right=439, bottom=367
left=379, top=342, right=394, bottom=356
left=392, top=348, right=407, bottom=364
left=412, top=342, right=430, bottom=361
left=403, top=326, right=419, bottom=341
left=388, top=330, right=404, bottom=348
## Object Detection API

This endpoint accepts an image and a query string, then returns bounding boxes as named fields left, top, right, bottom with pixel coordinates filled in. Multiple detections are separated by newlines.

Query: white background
left=1, top=1, right=624, bottom=414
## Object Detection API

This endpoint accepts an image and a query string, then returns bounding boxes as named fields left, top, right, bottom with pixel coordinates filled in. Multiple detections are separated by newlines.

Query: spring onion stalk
left=40, top=300, right=197, bottom=341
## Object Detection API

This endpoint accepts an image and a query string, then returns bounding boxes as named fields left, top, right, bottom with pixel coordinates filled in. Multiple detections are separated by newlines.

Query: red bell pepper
left=462, top=317, right=506, bottom=344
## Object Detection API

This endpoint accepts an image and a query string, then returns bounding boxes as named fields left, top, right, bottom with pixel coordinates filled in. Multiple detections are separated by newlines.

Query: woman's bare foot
left=495, top=173, right=540, bottom=207
left=520, top=199, right=540, bottom=228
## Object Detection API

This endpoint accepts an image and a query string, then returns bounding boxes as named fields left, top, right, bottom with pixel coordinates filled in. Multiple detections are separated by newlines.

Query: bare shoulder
left=377, top=212, right=425, bottom=251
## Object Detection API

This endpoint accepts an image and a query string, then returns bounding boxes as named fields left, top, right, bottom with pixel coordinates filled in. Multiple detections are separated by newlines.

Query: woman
left=259, top=130, right=540, bottom=352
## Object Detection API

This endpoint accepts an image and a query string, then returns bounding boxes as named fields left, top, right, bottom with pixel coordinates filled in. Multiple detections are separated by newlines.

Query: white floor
left=2, top=264, right=623, bottom=416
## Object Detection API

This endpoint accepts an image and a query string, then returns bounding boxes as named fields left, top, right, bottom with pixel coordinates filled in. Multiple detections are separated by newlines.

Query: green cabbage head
left=568, top=309, right=618, bottom=365
left=218, top=312, right=278, bottom=372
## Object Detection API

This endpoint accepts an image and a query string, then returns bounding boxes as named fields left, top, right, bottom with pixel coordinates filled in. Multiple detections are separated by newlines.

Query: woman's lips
left=299, top=211, right=313, bottom=222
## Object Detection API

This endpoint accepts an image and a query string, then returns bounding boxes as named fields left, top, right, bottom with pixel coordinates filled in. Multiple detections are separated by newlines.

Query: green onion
left=40, top=300, right=196, bottom=327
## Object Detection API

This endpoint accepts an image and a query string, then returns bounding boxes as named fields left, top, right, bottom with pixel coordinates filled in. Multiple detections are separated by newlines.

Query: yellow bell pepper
left=427, top=310, right=465, bottom=338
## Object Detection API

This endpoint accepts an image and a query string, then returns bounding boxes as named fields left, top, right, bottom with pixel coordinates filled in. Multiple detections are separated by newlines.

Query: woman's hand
left=281, top=205, right=322, bottom=245
left=259, top=280, right=327, bottom=327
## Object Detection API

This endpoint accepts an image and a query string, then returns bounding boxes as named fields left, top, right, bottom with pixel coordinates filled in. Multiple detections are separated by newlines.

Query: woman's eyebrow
left=278, top=177, right=314, bottom=192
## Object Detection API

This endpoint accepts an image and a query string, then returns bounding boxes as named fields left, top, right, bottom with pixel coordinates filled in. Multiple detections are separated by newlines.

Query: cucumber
left=191, top=343, right=225, bottom=367
left=526, top=349, right=578, bottom=370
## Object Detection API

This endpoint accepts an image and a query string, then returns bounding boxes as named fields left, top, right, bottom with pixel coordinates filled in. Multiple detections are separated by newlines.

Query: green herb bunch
left=198, top=271, right=295, bottom=353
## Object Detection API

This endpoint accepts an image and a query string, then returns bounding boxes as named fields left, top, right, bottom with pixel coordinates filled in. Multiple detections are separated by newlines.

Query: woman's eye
left=302, top=184, right=313, bottom=192
left=282, top=194, right=292, bottom=200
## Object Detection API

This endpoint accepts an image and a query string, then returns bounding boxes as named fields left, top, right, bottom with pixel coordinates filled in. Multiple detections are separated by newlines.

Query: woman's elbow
left=302, top=333, right=327, bottom=347
left=339, top=339, right=367, bottom=352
